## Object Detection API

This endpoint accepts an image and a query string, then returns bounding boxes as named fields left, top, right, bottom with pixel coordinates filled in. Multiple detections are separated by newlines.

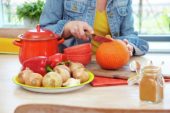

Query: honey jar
left=139, top=65, right=164, bottom=103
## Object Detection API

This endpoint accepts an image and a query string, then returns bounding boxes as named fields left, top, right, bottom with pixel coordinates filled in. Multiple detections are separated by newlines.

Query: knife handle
left=84, top=30, right=95, bottom=39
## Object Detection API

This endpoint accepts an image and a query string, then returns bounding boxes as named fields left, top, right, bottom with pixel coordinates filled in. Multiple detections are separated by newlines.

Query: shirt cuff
left=129, top=42, right=143, bottom=56
left=55, top=20, right=69, bottom=36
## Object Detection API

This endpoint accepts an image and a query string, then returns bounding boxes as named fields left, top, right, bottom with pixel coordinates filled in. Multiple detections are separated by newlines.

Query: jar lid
left=19, top=25, right=58, bottom=40
left=142, top=65, right=161, bottom=76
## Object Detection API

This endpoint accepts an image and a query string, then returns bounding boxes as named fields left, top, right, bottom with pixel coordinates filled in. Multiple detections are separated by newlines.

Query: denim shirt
left=40, top=0, right=149, bottom=55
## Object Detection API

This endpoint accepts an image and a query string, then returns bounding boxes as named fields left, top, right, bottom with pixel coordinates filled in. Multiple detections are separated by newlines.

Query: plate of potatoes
left=13, top=62, right=94, bottom=93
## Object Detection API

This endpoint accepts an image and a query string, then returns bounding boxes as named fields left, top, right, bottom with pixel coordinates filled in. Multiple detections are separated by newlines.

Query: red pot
left=13, top=25, right=64, bottom=64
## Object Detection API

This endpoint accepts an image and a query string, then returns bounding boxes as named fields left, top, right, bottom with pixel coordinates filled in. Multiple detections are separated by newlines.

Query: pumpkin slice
left=93, top=35, right=113, bottom=43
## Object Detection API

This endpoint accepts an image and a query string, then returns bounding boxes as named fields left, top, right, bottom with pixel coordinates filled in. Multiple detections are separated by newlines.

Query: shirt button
left=114, top=32, right=120, bottom=37
left=72, top=4, right=77, bottom=11
left=109, top=12, right=113, bottom=17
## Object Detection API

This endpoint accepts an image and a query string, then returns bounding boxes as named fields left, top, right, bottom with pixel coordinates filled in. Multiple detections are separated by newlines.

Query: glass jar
left=139, top=65, right=164, bottom=103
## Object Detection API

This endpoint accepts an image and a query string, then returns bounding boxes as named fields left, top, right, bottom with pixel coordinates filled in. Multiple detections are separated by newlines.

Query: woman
left=40, top=0, right=149, bottom=56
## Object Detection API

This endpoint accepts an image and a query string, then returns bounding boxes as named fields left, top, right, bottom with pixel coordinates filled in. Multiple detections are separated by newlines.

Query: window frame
left=139, top=35, right=170, bottom=42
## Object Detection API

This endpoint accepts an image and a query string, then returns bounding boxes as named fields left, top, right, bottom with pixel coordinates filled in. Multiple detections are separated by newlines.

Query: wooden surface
left=87, top=60, right=132, bottom=79
left=87, top=56, right=170, bottom=79
left=14, top=104, right=170, bottom=113
left=87, top=56, right=148, bottom=79
left=0, top=54, right=170, bottom=113
left=0, top=28, right=29, bottom=38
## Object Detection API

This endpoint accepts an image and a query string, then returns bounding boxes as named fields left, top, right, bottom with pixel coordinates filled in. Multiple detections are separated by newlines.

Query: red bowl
left=66, top=52, right=92, bottom=65
left=64, top=43, right=92, bottom=55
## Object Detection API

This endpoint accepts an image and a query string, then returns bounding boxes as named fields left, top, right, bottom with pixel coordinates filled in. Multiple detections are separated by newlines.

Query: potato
left=70, top=62, right=84, bottom=72
left=72, top=68, right=89, bottom=83
left=25, top=73, right=43, bottom=87
left=53, top=65, right=71, bottom=82
left=18, top=68, right=33, bottom=84
left=42, top=72, right=62, bottom=87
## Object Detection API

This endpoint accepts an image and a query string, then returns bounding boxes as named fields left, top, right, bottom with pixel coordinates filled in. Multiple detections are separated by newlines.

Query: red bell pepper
left=22, top=56, right=48, bottom=75
left=22, top=53, right=67, bottom=76
left=48, top=53, right=67, bottom=68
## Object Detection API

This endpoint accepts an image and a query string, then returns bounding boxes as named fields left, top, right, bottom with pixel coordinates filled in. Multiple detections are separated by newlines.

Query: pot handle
left=18, top=34, right=23, bottom=38
left=13, top=40, right=22, bottom=47
left=57, top=38, right=65, bottom=44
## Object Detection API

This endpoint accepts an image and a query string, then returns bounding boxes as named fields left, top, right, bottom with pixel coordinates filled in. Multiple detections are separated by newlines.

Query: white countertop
left=0, top=54, right=170, bottom=113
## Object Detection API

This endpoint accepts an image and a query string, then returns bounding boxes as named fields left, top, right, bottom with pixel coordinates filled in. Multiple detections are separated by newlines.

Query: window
left=0, top=0, right=27, bottom=27
left=132, top=0, right=170, bottom=53
left=132, top=0, right=170, bottom=35
left=0, top=0, right=44, bottom=27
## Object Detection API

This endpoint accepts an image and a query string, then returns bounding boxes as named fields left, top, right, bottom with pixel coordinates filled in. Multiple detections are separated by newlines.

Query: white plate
left=13, top=72, right=94, bottom=93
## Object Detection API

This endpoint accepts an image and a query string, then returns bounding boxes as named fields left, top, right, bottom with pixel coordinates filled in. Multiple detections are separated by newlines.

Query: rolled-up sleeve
left=40, top=0, right=68, bottom=36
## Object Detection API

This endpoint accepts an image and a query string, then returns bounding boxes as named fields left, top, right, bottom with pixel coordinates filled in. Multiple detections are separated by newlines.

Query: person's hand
left=63, top=21, right=94, bottom=40
left=123, top=39, right=134, bottom=57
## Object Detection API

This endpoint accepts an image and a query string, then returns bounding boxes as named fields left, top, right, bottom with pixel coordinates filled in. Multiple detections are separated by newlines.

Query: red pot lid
left=19, top=25, right=59, bottom=40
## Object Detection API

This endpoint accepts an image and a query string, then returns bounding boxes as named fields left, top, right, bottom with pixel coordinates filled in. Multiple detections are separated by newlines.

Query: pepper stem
left=46, top=65, right=53, bottom=72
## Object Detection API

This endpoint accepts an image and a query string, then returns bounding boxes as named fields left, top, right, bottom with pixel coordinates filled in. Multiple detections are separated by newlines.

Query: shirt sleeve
left=117, top=0, right=149, bottom=56
left=39, top=0, right=69, bottom=36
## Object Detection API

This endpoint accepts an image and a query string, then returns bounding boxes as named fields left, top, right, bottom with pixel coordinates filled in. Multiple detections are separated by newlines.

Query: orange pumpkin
left=96, top=39, right=130, bottom=69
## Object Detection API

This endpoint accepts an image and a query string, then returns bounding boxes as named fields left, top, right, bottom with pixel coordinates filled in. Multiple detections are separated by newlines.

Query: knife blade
left=85, top=31, right=114, bottom=42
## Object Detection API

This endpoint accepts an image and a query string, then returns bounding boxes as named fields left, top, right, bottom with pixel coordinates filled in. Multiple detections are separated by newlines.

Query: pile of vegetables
left=18, top=53, right=90, bottom=88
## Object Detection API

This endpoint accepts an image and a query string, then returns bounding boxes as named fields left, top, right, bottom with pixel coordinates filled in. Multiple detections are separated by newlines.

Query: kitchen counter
left=0, top=54, right=170, bottom=113
left=0, top=28, right=29, bottom=38
left=0, top=27, right=29, bottom=53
